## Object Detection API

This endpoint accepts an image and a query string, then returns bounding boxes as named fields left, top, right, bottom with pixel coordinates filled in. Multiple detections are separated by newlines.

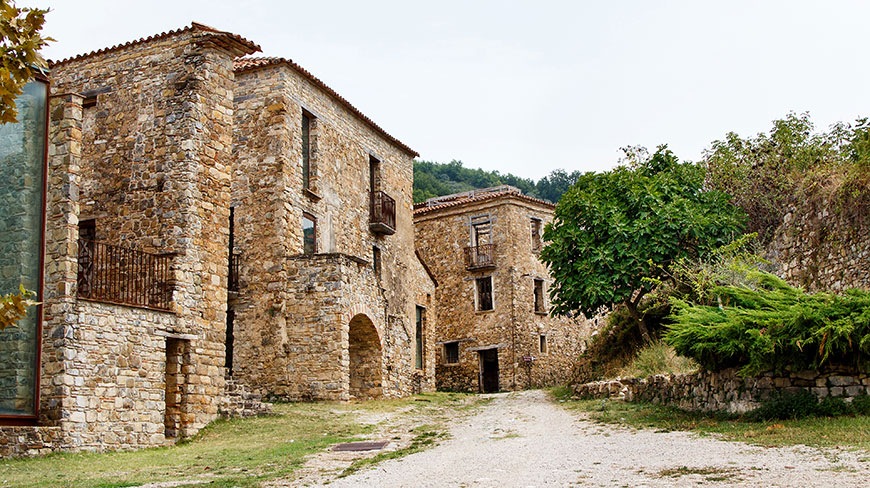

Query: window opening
left=373, top=246, right=381, bottom=279
left=415, top=306, right=425, bottom=369
left=302, top=113, right=311, bottom=189
left=534, top=278, right=545, bottom=313
left=476, top=276, right=493, bottom=311
left=531, top=218, right=542, bottom=251
left=302, top=213, right=316, bottom=254
left=444, top=341, right=460, bottom=364
left=470, top=215, right=491, bottom=247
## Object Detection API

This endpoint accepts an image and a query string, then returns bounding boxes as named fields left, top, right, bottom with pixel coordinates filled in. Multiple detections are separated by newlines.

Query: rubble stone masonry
left=414, top=190, right=594, bottom=392
left=0, top=25, right=260, bottom=455
left=230, top=60, right=436, bottom=401
left=768, top=204, right=870, bottom=292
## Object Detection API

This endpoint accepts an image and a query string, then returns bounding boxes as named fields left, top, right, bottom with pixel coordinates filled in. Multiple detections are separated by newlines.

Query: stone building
left=414, top=186, right=594, bottom=392
left=229, top=57, right=436, bottom=401
left=0, top=22, right=434, bottom=457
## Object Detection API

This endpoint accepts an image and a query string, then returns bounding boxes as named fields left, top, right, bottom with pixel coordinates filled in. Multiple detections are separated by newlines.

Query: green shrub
left=747, top=391, right=870, bottom=421
left=852, top=394, right=870, bottom=415
left=816, top=396, right=853, bottom=417
left=664, top=271, right=870, bottom=376
left=747, top=390, right=820, bottom=421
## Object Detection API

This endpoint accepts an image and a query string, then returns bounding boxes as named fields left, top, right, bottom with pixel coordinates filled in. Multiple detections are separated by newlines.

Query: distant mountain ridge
left=413, top=159, right=580, bottom=204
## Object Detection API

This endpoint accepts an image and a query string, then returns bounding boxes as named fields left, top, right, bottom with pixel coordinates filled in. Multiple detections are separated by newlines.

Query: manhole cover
left=331, top=441, right=390, bottom=452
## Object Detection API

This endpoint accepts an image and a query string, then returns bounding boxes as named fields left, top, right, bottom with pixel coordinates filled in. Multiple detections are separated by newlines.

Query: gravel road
left=316, top=389, right=870, bottom=487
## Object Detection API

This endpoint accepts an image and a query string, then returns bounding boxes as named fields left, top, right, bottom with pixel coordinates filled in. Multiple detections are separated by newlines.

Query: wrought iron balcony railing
left=77, top=239, right=172, bottom=311
left=370, top=190, right=396, bottom=235
left=464, top=244, right=496, bottom=270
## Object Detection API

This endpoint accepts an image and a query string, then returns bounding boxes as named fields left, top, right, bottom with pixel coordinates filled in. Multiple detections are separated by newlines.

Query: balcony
left=369, top=190, right=396, bottom=235
left=77, top=239, right=173, bottom=311
left=464, top=244, right=496, bottom=270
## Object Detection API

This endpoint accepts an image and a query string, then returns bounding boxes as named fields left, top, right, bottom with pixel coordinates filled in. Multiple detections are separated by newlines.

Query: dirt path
left=306, top=390, right=870, bottom=487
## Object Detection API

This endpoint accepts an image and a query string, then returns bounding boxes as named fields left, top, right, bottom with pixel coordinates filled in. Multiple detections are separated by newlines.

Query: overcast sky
left=20, top=0, right=870, bottom=180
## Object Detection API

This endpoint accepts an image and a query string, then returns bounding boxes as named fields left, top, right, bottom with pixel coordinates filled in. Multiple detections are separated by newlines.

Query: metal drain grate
left=331, top=441, right=390, bottom=452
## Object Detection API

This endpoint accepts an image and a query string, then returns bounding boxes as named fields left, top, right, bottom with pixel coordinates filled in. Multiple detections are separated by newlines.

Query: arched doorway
left=348, top=314, right=383, bottom=400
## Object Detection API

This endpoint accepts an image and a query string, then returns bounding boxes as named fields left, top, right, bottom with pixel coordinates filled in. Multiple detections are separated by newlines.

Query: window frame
left=539, top=334, right=548, bottom=354
left=475, top=276, right=494, bottom=312
left=470, top=214, right=491, bottom=247
left=301, top=112, right=312, bottom=190
left=302, top=212, right=317, bottom=254
left=443, top=341, right=460, bottom=365
left=534, top=278, right=546, bottom=314
left=372, top=245, right=382, bottom=279
left=415, top=306, right=425, bottom=370
left=530, top=217, right=543, bottom=251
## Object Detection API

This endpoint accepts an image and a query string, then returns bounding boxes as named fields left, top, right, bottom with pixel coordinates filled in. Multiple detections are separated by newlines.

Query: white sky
left=20, top=0, right=870, bottom=180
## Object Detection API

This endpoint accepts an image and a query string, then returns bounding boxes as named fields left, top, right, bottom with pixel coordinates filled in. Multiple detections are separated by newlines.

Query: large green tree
left=0, top=0, right=51, bottom=123
left=540, top=146, right=745, bottom=341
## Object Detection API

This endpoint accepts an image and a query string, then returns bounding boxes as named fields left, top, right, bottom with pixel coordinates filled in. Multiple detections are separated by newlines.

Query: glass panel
left=302, top=114, right=310, bottom=189
left=0, top=80, right=47, bottom=417
left=302, top=214, right=316, bottom=254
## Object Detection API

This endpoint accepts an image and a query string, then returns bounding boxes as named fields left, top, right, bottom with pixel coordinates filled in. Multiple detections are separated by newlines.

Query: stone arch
left=348, top=313, right=383, bottom=400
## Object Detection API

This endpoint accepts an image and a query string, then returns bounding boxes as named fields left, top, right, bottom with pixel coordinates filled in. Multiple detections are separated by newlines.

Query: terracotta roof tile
left=234, top=56, right=419, bottom=158
left=413, top=190, right=555, bottom=216
left=49, top=22, right=260, bottom=67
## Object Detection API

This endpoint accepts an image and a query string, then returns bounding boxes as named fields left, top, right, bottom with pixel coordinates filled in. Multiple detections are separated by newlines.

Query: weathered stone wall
left=230, top=61, right=436, bottom=401
left=415, top=192, right=593, bottom=392
left=47, top=25, right=256, bottom=441
left=574, top=367, right=870, bottom=414
left=59, top=301, right=176, bottom=450
left=768, top=204, right=870, bottom=292
left=0, top=426, right=63, bottom=458
left=0, top=25, right=260, bottom=457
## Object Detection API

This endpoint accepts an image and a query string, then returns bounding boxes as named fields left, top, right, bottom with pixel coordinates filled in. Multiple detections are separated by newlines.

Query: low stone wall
left=220, top=379, right=272, bottom=418
left=574, top=367, right=870, bottom=414
left=0, top=426, right=64, bottom=457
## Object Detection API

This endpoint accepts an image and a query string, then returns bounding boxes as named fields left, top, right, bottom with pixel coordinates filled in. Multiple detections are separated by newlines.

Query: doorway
left=478, top=348, right=499, bottom=393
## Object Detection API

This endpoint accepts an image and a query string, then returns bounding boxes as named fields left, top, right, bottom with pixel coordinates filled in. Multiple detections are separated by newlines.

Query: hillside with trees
left=413, top=159, right=581, bottom=204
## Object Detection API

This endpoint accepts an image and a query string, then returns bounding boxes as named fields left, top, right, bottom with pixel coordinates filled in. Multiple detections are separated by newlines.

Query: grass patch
left=339, top=426, right=448, bottom=478
left=552, top=388, right=870, bottom=450
left=0, top=393, right=473, bottom=488
left=658, top=465, right=740, bottom=482
left=619, top=341, right=698, bottom=379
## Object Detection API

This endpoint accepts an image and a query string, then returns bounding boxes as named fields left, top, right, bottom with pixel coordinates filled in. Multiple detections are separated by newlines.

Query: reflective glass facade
left=0, top=80, right=47, bottom=418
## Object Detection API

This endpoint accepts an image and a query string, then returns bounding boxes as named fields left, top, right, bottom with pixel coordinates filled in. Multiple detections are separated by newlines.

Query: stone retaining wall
left=574, top=367, right=870, bottom=414
left=0, top=426, right=64, bottom=458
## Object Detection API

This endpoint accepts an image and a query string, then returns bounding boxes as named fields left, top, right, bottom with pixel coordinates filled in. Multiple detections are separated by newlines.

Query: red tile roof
left=413, top=189, right=555, bottom=216
left=49, top=22, right=261, bottom=67
left=234, top=56, right=419, bottom=158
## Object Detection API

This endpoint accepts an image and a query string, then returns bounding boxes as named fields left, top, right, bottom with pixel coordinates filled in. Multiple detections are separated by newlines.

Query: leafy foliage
left=541, top=146, right=745, bottom=340
left=664, top=271, right=870, bottom=376
left=703, top=113, right=870, bottom=243
left=0, top=0, right=52, bottom=124
left=646, top=233, right=773, bottom=306
left=0, top=285, right=38, bottom=330
left=412, top=159, right=581, bottom=203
